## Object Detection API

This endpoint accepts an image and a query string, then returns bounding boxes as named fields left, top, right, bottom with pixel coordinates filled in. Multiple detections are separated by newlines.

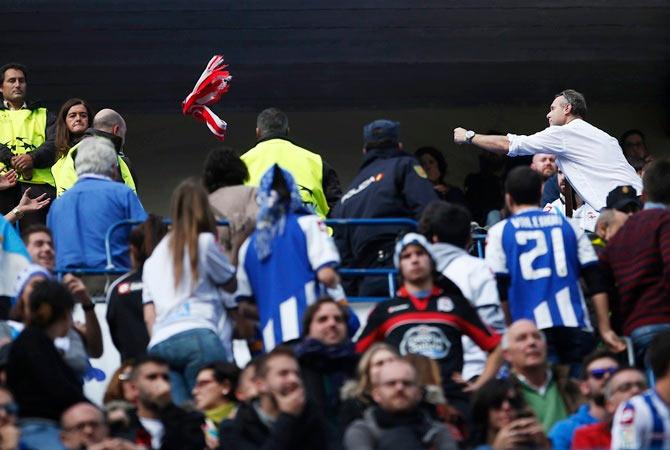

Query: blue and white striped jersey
left=612, top=389, right=670, bottom=450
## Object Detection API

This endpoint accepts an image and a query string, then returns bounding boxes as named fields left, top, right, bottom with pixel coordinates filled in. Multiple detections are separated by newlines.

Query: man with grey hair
left=454, top=89, right=641, bottom=213
left=51, top=108, right=137, bottom=196
left=47, top=137, right=146, bottom=270
left=241, top=107, right=341, bottom=218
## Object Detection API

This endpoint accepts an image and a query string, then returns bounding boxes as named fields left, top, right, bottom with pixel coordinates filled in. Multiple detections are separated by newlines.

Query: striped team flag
left=182, top=55, right=232, bottom=141
left=0, top=217, right=30, bottom=297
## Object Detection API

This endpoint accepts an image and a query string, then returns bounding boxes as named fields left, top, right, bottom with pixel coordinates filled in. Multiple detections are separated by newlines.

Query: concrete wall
left=126, top=102, right=669, bottom=215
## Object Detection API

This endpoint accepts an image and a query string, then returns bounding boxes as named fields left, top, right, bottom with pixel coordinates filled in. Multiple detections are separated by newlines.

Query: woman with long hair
left=143, top=178, right=237, bottom=405
left=54, top=98, right=93, bottom=160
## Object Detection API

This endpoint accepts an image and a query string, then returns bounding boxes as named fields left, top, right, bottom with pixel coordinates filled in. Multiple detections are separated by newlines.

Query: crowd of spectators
left=0, top=61, right=669, bottom=450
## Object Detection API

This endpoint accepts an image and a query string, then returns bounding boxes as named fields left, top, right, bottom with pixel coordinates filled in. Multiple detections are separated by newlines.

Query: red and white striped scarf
left=182, top=55, right=232, bottom=141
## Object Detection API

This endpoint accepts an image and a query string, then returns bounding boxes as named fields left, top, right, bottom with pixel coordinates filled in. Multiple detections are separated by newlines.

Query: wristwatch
left=465, top=130, right=476, bottom=144
left=12, top=207, right=23, bottom=219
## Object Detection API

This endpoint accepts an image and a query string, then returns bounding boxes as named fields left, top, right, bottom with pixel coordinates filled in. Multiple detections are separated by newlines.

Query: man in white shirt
left=453, top=89, right=642, bottom=212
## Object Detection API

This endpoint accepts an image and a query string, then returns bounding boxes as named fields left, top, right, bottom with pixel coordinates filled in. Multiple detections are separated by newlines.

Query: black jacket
left=106, top=269, right=149, bottom=362
left=219, top=401, right=332, bottom=450
left=0, top=100, right=56, bottom=169
left=331, top=147, right=437, bottom=267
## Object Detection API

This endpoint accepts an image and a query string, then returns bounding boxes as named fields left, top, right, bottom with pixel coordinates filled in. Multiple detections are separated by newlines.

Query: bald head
left=503, top=320, right=547, bottom=372
left=530, top=153, right=557, bottom=180
left=595, top=208, right=629, bottom=242
left=93, top=109, right=127, bottom=142
left=60, top=402, right=107, bottom=449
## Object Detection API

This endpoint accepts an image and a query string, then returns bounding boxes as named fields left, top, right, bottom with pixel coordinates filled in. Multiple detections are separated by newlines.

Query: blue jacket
left=47, top=176, right=147, bottom=271
left=548, top=404, right=599, bottom=450
left=330, top=147, right=437, bottom=265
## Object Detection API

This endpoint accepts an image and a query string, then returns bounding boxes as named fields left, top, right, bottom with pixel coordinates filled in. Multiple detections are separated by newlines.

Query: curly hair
left=202, top=147, right=249, bottom=193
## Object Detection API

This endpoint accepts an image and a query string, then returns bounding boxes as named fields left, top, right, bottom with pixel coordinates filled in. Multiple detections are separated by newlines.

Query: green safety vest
left=51, top=141, right=136, bottom=197
left=0, top=107, right=54, bottom=186
left=241, top=139, right=329, bottom=218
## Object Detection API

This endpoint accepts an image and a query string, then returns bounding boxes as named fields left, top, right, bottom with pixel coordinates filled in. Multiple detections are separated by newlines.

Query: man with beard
left=530, top=153, right=557, bottom=181
left=548, top=349, right=620, bottom=450
left=343, top=359, right=457, bottom=450
left=219, top=347, right=331, bottom=450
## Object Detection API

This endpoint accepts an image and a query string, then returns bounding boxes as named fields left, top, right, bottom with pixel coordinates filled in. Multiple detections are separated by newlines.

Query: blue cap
left=393, top=232, right=437, bottom=269
left=363, top=119, right=400, bottom=148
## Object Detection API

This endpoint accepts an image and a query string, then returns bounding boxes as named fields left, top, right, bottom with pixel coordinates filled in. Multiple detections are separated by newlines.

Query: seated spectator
left=7, top=279, right=87, bottom=449
left=548, top=349, right=620, bottom=450
left=235, top=360, right=259, bottom=403
left=203, top=146, right=258, bottom=262
left=331, top=119, right=437, bottom=297
left=295, top=298, right=358, bottom=441
left=414, top=146, right=466, bottom=205
left=21, top=224, right=55, bottom=271
left=572, top=367, right=647, bottom=450
left=236, top=165, right=345, bottom=351
left=102, top=362, right=137, bottom=435
left=339, top=343, right=399, bottom=429
left=110, top=356, right=205, bottom=450
left=355, top=233, right=503, bottom=414
left=47, top=137, right=147, bottom=270
left=419, top=200, right=507, bottom=381
left=619, top=129, right=652, bottom=163
left=192, top=361, right=239, bottom=448
left=219, top=347, right=331, bottom=450
left=107, top=214, right=167, bottom=362
left=143, top=178, right=236, bottom=405
left=605, top=185, right=642, bottom=215
left=611, top=330, right=670, bottom=449
left=343, top=358, right=457, bottom=450
left=502, top=319, right=582, bottom=431
left=469, top=378, right=549, bottom=450
left=60, top=402, right=136, bottom=450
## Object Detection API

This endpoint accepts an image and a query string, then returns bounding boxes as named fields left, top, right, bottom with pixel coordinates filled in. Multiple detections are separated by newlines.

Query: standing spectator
left=143, top=178, right=236, bottom=405
left=51, top=108, right=137, bottom=197
left=106, top=215, right=167, bottom=362
left=331, top=119, right=437, bottom=297
left=241, top=107, right=341, bottom=218
left=593, top=209, right=629, bottom=249
left=219, top=347, right=331, bottom=450
left=236, top=165, right=344, bottom=351
left=60, top=402, right=136, bottom=450
left=21, top=224, right=55, bottom=271
left=343, top=359, right=458, bottom=450
left=203, top=146, right=258, bottom=262
left=548, top=349, right=620, bottom=450
left=486, top=167, right=623, bottom=373
left=605, top=185, right=642, bottom=215
left=454, top=89, right=642, bottom=213
left=0, top=62, right=57, bottom=227
left=355, top=232, right=503, bottom=413
left=572, top=367, right=647, bottom=450
left=47, top=137, right=147, bottom=270
left=502, top=319, right=582, bottom=431
left=7, top=279, right=87, bottom=449
left=530, top=153, right=558, bottom=181
left=295, top=298, right=358, bottom=441
left=339, top=343, right=399, bottom=429
left=53, top=98, right=93, bottom=162
left=598, top=158, right=670, bottom=369
left=419, top=200, right=507, bottom=381
left=619, top=129, right=652, bottom=163
left=192, top=362, right=239, bottom=449
left=414, top=146, right=466, bottom=205
left=469, top=378, right=549, bottom=450
left=611, top=330, right=670, bottom=449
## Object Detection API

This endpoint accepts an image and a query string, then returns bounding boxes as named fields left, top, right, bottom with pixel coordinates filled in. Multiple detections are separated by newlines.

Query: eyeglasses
left=64, top=420, right=104, bottom=433
left=589, top=367, right=618, bottom=380
left=614, top=381, right=647, bottom=394
left=0, top=403, right=18, bottom=415
left=380, top=379, right=417, bottom=389
left=491, top=396, right=524, bottom=410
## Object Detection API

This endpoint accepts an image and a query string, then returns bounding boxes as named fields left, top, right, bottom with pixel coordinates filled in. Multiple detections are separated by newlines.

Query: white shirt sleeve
left=234, top=238, right=253, bottom=300
left=203, top=233, right=237, bottom=285
left=485, top=221, right=509, bottom=276
left=297, top=215, right=341, bottom=270
left=469, top=262, right=507, bottom=333
left=507, top=126, right=565, bottom=157
left=611, top=398, right=651, bottom=450
left=568, top=220, right=598, bottom=267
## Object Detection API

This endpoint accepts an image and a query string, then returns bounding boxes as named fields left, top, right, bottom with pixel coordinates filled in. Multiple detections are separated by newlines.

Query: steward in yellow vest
left=51, top=129, right=137, bottom=197
left=241, top=108, right=342, bottom=219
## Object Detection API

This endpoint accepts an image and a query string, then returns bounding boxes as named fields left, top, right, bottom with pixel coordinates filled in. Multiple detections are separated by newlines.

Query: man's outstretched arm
left=454, top=127, right=510, bottom=155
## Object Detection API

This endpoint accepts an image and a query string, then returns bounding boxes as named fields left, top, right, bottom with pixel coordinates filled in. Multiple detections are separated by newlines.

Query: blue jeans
left=149, top=328, right=228, bottom=406
left=20, top=418, right=68, bottom=450
left=630, top=323, right=670, bottom=383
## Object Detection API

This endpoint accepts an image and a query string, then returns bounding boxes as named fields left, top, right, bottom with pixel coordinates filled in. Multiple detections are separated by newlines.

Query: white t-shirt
left=143, top=232, right=236, bottom=348
left=543, top=197, right=599, bottom=232
left=508, top=119, right=642, bottom=211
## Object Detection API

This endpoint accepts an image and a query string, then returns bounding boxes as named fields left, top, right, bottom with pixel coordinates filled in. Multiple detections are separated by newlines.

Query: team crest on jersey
left=619, top=404, right=635, bottom=425
left=399, top=325, right=450, bottom=359
left=413, top=165, right=427, bottom=178
left=437, top=297, right=454, bottom=312
left=388, top=304, right=410, bottom=314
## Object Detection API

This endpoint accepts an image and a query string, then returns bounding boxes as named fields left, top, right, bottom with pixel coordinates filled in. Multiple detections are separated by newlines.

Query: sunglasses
left=492, top=395, right=524, bottom=409
left=589, top=367, right=618, bottom=380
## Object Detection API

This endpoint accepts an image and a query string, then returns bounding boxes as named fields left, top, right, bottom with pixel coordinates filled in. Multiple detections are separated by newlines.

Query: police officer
left=331, top=119, right=438, bottom=297
left=0, top=62, right=57, bottom=227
